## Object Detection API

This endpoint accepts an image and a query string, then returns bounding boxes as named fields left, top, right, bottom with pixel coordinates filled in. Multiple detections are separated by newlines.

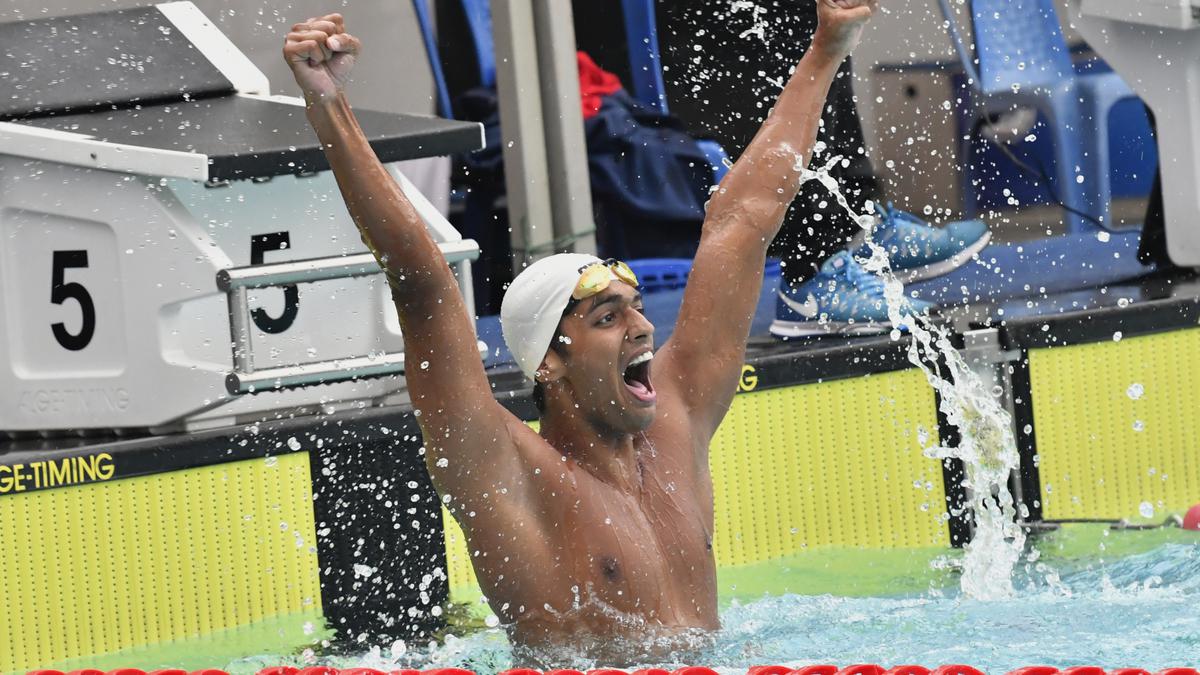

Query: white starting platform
left=0, top=2, right=485, bottom=435
left=1072, top=0, right=1200, bottom=266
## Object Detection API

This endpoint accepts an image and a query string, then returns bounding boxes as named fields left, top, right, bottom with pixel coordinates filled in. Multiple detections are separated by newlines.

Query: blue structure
left=620, top=0, right=730, bottom=183
left=937, top=0, right=1140, bottom=232
left=412, top=0, right=728, bottom=181
left=411, top=0, right=495, bottom=118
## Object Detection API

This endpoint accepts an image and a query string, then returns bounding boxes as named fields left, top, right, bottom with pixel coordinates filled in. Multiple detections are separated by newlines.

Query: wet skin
left=283, top=1, right=876, bottom=663
left=451, top=283, right=722, bottom=658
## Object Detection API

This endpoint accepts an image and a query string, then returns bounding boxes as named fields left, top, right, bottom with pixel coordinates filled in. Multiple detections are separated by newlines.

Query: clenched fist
left=282, top=13, right=362, bottom=103
left=813, top=0, right=879, bottom=59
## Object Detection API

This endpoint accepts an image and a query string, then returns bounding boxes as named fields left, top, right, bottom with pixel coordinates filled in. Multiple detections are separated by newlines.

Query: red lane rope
left=27, top=666, right=1200, bottom=675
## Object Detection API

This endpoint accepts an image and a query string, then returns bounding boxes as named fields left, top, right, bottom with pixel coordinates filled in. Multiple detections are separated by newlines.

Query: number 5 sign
left=50, top=250, right=97, bottom=351
left=2, top=210, right=126, bottom=377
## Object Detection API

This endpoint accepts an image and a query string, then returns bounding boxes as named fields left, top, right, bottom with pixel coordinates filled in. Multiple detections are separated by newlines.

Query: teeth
left=629, top=351, right=653, bottom=367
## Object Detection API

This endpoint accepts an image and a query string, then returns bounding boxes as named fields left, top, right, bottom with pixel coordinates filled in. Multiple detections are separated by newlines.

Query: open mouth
left=622, top=351, right=656, bottom=404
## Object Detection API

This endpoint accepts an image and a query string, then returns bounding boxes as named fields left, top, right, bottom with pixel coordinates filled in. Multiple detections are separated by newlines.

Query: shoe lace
left=874, top=202, right=929, bottom=236
left=830, top=254, right=885, bottom=297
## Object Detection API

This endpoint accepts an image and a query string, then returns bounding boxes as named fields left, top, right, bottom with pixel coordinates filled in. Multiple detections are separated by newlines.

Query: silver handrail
left=216, top=240, right=479, bottom=290
left=219, top=240, right=483, bottom=395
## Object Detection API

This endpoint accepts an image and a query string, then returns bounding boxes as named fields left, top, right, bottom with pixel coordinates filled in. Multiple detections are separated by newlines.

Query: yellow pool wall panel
left=1029, top=327, right=1200, bottom=521
left=443, top=368, right=946, bottom=602
left=708, top=368, right=947, bottom=565
left=0, top=453, right=322, bottom=673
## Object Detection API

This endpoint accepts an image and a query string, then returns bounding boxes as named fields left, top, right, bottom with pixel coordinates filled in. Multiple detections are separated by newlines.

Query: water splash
left=798, top=154, right=1026, bottom=599
left=729, top=1, right=769, bottom=42
left=251, top=536, right=1198, bottom=674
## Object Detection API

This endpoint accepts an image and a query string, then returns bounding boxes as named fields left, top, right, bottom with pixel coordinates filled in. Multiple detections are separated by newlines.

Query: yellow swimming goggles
left=572, top=258, right=639, bottom=300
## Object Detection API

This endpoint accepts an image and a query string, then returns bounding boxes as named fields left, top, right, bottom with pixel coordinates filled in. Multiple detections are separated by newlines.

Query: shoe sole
left=897, top=230, right=993, bottom=283
left=769, top=318, right=892, bottom=338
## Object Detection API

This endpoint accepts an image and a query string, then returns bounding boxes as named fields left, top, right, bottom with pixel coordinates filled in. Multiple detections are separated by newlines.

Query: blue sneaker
left=855, top=203, right=991, bottom=282
left=770, top=252, right=934, bottom=338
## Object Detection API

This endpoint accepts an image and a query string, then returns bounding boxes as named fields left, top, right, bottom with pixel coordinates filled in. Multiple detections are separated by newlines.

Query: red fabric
left=577, top=51, right=622, bottom=119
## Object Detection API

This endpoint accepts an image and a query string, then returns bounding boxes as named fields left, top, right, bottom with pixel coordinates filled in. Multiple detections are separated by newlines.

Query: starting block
left=0, top=3, right=485, bottom=434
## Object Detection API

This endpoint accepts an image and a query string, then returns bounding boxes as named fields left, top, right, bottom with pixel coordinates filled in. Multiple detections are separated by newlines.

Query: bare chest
left=542, top=465, right=717, bottom=624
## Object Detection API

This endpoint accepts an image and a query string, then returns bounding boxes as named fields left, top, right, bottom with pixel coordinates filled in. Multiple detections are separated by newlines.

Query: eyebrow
left=588, top=291, right=642, bottom=314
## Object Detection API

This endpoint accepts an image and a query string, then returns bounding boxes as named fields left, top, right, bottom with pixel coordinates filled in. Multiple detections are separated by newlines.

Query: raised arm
left=658, top=0, right=878, bottom=440
left=283, top=16, right=527, bottom=495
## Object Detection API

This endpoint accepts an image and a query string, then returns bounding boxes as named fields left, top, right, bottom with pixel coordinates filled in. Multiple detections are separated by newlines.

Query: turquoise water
left=222, top=530, right=1198, bottom=674
left=707, top=542, right=1200, bottom=670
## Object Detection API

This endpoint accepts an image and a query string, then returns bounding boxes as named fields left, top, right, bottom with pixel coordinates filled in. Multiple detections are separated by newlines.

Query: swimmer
left=283, top=1, right=877, bottom=663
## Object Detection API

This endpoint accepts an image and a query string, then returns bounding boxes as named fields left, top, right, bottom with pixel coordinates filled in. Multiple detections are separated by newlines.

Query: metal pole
left=531, top=0, right=597, bottom=255
left=227, top=287, right=254, bottom=374
left=491, top=0, right=556, bottom=272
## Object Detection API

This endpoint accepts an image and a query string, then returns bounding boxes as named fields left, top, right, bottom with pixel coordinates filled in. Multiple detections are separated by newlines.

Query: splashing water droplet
left=800, top=156, right=1024, bottom=600
left=390, top=640, right=407, bottom=659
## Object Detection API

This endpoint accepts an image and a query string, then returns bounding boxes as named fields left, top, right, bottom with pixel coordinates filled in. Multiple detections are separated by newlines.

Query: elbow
left=702, top=194, right=786, bottom=247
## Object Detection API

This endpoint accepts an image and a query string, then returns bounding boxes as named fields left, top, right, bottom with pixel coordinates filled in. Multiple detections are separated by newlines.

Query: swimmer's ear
left=536, top=349, right=566, bottom=384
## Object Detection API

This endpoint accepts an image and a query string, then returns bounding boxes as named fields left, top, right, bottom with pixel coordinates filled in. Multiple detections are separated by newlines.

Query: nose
left=626, top=307, right=654, bottom=345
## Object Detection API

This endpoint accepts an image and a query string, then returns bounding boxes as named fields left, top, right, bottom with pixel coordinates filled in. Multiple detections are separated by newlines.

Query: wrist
left=304, top=91, right=356, bottom=139
left=304, top=89, right=347, bottom=110
left=810, top=30, right=853, bottom=63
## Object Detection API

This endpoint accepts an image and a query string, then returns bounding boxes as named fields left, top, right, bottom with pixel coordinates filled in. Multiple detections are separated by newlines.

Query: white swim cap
left=501, top=252, right=604, bottom=380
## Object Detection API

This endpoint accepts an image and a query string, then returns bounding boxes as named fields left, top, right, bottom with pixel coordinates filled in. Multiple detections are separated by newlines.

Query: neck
left=540, top=402, right=642, bottom=492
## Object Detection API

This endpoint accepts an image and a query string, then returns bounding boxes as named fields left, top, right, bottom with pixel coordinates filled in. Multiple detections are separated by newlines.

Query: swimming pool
left=210, top=525, right=1196, bottom=673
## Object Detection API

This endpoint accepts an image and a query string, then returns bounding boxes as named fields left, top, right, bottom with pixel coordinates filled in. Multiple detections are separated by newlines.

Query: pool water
left=709, top=540, right=1199, bottom=670
left=39, top=525, right=1195, bottom=673
left=213, top=524, right=1196, bottom=674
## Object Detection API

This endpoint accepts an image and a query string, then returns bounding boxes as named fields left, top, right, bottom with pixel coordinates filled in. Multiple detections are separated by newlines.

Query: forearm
left=704, top=45, right=845, bottom=242
left=307, top=94, right=463, bottom=308
left=284, top=15, right=499, bottom=448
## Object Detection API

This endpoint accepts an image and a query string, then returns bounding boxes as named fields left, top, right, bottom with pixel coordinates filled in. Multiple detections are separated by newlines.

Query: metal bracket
left=218, top=241, right=483, bottom=395
left=961, top=327, right=1020, bottom=365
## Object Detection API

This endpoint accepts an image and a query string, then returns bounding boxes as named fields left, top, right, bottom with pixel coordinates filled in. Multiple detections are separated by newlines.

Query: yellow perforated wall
left=1030, top=327, right=1200, bottom=521
left=0, top=453, right=322, bottom=673
left=442, top=509, right=477, bottom=603
left=443, top=369, right=945, bottom=601
left=708, top=369, right=946, bottom=564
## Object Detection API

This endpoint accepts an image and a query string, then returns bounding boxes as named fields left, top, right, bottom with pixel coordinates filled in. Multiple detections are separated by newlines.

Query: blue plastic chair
left=628, top=258, right=693, bottom=293
left=937, top=0, right=1140, bottom=232
left=620, top=0, right=730, bottom=184
left=628, top=257, right=781, bottom=294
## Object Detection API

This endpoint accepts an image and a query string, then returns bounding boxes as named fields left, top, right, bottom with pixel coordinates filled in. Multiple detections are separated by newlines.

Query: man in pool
left=284, top=0, right=877, bottom=662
